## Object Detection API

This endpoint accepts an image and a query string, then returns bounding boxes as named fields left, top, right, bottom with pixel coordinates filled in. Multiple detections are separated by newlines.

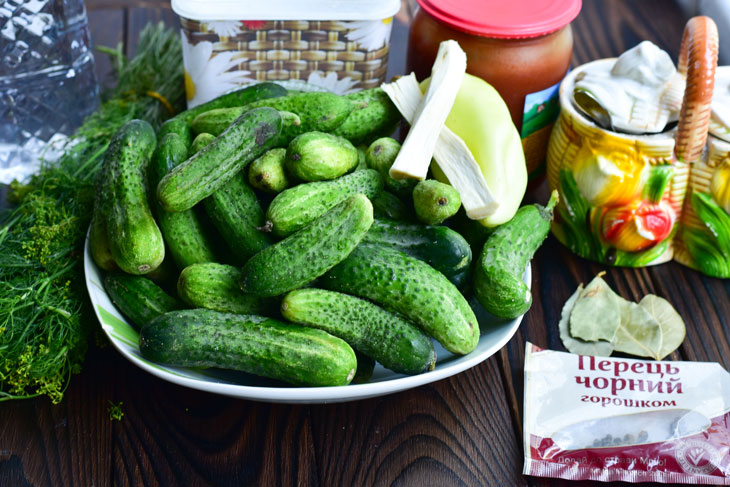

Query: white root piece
left=382, top=73, right=499, bottom=219
left=388, top=40, right=466, bottom=181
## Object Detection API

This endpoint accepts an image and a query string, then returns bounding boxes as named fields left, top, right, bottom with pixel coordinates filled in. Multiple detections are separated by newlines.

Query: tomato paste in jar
left=407, top=0, right=581, bottom=182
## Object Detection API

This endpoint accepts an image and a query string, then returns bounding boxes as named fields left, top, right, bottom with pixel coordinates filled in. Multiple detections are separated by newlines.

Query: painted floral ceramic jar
left=546, top=16, right=719, bottom=269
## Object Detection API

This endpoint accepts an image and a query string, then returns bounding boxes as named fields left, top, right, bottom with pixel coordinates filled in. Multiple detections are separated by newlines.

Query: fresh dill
left=0, top=23, right=185, bottom=403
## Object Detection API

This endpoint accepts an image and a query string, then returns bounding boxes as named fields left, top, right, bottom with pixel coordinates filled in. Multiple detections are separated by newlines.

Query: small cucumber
left=333, top=88, right=401, bottom=144
left=413, top=180, right=461, bottom=225
left=192, top=92, right=353, bottom=138
left=89, top=213, right=116, bottom=271
left=177, top=263, right=269, bottom=314
left=104, top=273, right=183, bottom=330
left=157, top=107, right=281, bottom=212
left=282, top=289, right=436, bottom=375
left=139, top=309, right=357, bottom=386
left=203, top=173, right=271, bottom=262
left=322, top=243, right=479, bottom=355
left=353, top=351, right=375, bottom=384
left=248, top=148, right=290, bottom=193
left=285, top=131, right=359, bottom=181
left=241, top=194, right=373, bottom=297
left=158, top=117, right=193, bottom=151
left=474, top=191, right=557, bottom=319
left=265, top=169, right=383, bottom=237
left=189, top=132, right=215, bottom=156
left=371, top=190, right=411, bottom=221
left=151, top=134, right=217, bottom=269
left=362, top=218, right=471, bottom=286
left=176, top=82, right=287, bottom=124
left=106, top=119, right=164, bottom=275
left=365, top=137, right=416, bottom=197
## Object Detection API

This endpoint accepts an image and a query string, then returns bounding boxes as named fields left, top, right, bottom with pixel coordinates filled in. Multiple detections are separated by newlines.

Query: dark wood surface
left=2, top=1, right=728, bottom=486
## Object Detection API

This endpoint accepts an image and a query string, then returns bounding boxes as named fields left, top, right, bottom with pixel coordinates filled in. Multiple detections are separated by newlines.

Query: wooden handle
left=675, top=16, right=718, bottom=163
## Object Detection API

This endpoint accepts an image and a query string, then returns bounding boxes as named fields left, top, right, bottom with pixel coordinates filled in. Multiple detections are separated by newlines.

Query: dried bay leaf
left=613, top=301, right=663, bottom=359
left=569, top=274, right=622, bottom=342
left=559, top=285, right=615, bottom=356
left=640, top=295, right=686, bottom=360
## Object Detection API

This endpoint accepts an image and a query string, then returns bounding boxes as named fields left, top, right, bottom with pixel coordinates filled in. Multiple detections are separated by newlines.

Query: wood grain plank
left=108, top=353, right=318, bottom=487
left=310, top=357, right=525, bottom=486
left=0, top=347, right=113, bottom=487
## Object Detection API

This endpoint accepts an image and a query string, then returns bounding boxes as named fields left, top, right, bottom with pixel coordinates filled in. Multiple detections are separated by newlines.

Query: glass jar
left=407, top=0, right=581, bottom=181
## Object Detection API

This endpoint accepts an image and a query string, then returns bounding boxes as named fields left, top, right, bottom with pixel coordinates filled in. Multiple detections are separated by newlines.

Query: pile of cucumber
left=91, top=82, right=555, bottom=387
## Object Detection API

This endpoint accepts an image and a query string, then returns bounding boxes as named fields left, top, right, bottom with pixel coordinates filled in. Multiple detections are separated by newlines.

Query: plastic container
left=0, top=0, right=99, bottom=183
left=171, top=0, right=401, bottom=108
left=407, top=0, right=581, bottom=181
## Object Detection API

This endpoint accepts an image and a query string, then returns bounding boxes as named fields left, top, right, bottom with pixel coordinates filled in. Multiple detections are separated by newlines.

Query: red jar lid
left=417, top=0, right=582, bottom=39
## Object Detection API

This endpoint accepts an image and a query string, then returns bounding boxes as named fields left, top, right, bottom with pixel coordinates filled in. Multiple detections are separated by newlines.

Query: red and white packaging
left=523, top=342, right=730, bottom=484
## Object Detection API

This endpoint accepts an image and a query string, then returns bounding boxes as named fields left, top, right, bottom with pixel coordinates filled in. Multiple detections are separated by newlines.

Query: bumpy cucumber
left=89, top=213, right=116, bottom=271
left=105, top=119, right=164, bottom=275
left=371, top=190, right=411, bottom=221
left=286, top=131, right=359, bottom=181
left=333, top=88, right=401, bottom=144
left=192, top=92, right=353, bottom=138
left=265, top=169, right=382, bottom=237
left=151, top=134, right=217, bottom=269
left=176, top=82, right=287, bottom=125
left=177, top=263, right=268, bottom=314
left=189, top=132, right=215, bottom=156
left=104, top=273, right=183, bottom=330
left=282, top=289, right=436, bottom=374
left=158, top=117, right=193, bottom=151
left=203, top=173, right=271, bottom=262
left=322, top=243, right=479, bottom=355
left=413, top=180, right=461, bottom=225
left=241, top=194, right=373, bottom=297
left=474, top=191, right=557, bottom=319
left=140, top=309, right=357, bottom=386
left=248, top=148, right=290, bottom=193
left=365, top=137, right=416, bottom=197
left=362, top=218, right=471, bottom=286
left=157, top=107, right=281, bottom=212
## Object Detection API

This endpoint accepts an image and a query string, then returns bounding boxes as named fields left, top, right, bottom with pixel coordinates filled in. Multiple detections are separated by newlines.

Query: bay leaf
left=639, top=294, right=686, bottom=360
left=613, top=301, right=663, bottom=359
left=559, top=284, right=614, bottom=356
left=569, top=274, right=622, bottom=342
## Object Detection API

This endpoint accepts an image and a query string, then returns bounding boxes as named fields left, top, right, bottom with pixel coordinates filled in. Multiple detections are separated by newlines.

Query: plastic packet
left=523, top=342, right=730, bottom=484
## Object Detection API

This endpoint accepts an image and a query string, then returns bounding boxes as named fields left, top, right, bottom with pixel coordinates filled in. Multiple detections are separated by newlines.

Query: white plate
left=85, top=235, right=528, bottom=403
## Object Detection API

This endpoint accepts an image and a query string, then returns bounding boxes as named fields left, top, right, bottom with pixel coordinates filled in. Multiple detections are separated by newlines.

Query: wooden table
left=2, top=1, right=729, bottom=485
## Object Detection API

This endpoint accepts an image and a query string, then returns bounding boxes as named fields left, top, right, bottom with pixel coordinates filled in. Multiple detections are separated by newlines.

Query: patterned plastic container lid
left=171, top=0, right=402, bottom=21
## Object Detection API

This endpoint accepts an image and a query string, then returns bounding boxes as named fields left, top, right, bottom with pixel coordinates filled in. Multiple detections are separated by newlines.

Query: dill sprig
left=0, top=23, right=185, bottom=403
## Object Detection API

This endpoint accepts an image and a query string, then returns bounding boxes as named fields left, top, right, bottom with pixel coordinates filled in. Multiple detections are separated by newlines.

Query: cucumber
left=371, top=190, right=411, bottom=221
left=333, top=88, right=401, bottom=145
left=365, top=137, right=416, bottom=197
left=189, top=132, right=215, bottom=156
left=139, top=309, right=357, bottom=386
left=248, top=148, right=290, bottom=193
left=413, top=180, right=461, bottom=225
left=177, top=263, right=269, bottom=314
left=241, top=194, right=373, bottom=297
left=322, top=243, right=479, bottom=355
left=265, top=169, right=382, bottom=237
left=104, top=273, right=183, bottom=330
left=202, top=173, right=271, bottom=262
left=157, top=107, right=281, bottom=212
left=89, top=213, right=116, bottom=271
left=362, top=218, right=471, bottom=286
left=151, top=134, right=217, bottom=269
left=158, top=117, right=193, bottom=151
left=192, top=92, right=353, bottom=138
left=282, top=289, right=436, bottom=374
left=474, top=191, right=557, bottom=319
left=353, top=351, right=375, bottom=384
left=285, top=131, right=359, bottom=181
left=355, top=145, right=368, bottom=171
left=105, top=119, right=164, bottom=275
left=176, top=82, right=287, bottom=125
